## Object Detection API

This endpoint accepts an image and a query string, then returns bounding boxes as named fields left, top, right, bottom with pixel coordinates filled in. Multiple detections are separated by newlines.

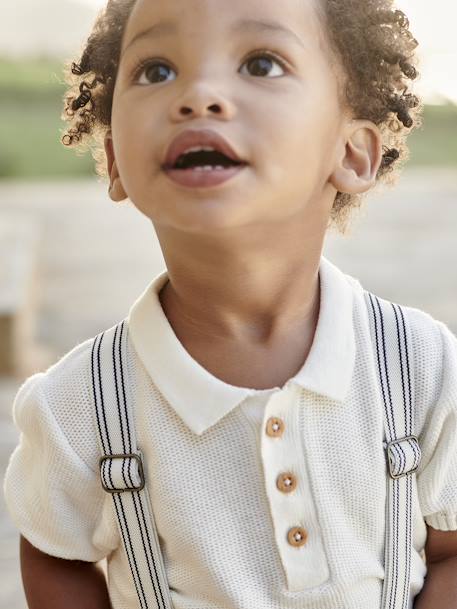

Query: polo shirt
left=3, top=255, right=457, bottom=609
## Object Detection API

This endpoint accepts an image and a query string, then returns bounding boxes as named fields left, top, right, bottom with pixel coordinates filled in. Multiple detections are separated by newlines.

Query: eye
left=134, top=60, right=177, bottom=85
left=239, top=52, right=288, bottom=78
left=131, top=50, right=288, bottom=86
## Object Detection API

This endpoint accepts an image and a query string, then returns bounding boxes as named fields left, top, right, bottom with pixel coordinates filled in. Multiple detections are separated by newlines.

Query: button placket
left=261, top=388, right=329, bottom=591
left=265, top=409, right=306, bottom=547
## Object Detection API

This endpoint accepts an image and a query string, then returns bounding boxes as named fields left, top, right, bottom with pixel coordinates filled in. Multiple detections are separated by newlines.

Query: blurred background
left=0, top=1, right=456, bottom=607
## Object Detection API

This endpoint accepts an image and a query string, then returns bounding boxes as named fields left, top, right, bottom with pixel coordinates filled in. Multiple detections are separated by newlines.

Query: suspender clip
left=99, top=452, right=146, bottom=493
left=385, top=435, right=421, bottom=480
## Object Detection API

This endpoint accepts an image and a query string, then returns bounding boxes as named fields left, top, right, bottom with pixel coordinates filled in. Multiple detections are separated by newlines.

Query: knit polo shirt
left=3, top=255, right=457, bottom=609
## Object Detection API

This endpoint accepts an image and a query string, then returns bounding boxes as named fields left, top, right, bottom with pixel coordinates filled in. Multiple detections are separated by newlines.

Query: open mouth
left=162, top=149, right=248, bottom=188
left=164, top=149, right=247, bottom=171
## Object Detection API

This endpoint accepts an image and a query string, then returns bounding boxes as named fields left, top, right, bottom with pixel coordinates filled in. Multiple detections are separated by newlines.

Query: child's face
left=106, top=0, right=363, bottom=233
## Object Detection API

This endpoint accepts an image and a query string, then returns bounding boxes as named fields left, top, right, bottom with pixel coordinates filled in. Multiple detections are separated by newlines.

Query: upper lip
left=162, top=129, right=247, bottom=169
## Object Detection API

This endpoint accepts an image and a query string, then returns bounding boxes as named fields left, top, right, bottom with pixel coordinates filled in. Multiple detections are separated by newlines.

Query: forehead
left=122, top=0, right=327, bottom=55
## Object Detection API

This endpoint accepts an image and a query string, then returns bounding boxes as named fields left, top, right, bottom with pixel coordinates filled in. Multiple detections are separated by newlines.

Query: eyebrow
left=121, top=17, right=307, bottom=57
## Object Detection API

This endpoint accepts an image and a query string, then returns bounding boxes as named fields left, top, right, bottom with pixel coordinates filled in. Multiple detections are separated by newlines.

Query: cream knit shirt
left=4, top=256, right=457, bottom=609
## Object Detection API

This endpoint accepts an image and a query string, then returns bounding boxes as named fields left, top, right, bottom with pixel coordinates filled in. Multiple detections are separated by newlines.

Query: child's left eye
left=240, top=52, right=288, bottom=78
left=132, top=52, right=288, bottom=85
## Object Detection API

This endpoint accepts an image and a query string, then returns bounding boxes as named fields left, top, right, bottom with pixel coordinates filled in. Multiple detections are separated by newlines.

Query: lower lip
left=163, top=165, right=248, bottom=188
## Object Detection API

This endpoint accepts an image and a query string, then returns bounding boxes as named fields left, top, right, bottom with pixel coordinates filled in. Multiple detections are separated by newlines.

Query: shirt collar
left=127, top=255, right=356, bottom=435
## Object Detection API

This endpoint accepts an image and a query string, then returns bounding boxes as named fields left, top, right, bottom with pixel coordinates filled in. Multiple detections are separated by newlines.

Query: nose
left=169, top=82, right=236, bottom=121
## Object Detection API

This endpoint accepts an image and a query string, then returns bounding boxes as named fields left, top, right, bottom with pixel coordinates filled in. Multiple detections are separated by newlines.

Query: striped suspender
left=364, top=292, right=422, bottom=609
left=91, top=319, right=174, bottom=609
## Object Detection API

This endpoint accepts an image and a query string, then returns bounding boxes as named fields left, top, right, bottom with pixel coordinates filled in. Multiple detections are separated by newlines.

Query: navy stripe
left=398, top=306, right=413, bottom=431
left=368, top=291, right=396, bottom=609
left=112, top=323, right=135, bottom=490
left=366, top=292, right=417, bottom=609
left=392, top=304, right=406, bottom=472
left=372, top=294, right=402, bottom=471
left=372, top=295, right=399, bottom=609
left=136, top=491, right=168, bottom=609
left=384, top=302, right=401, bottom=609
left=114, top=493, right=150, bottom=609
left=393, top=304, right=408, bottom=434
left=377, top=297, right=405, bottom=475
left=398, top=305, right=413, bottom=609
left=394, top=304, right=412, bottom=609
left=92, top=329, right=148, bottom=609
left=91, top=335, right=108, bottom=455
left=112, top=324, right=127, bottom=489
left=113, top=324, right=167, bottom=609
left=94, top=333, right=115, bottom=490
left=96, top=334, right=115, bottom=495
left=119, top=320, right=133, bottom=454
left=131, top=491, right=167, bottom=609
left=403, top=474, right=412, bottom=609
left=368, top=294, right=394, bottom=440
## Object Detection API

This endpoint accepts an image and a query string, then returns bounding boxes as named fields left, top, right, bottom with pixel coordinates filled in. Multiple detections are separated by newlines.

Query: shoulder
left=14, top=336, right=94, bottom=418
left=354, top=281, right=457, bottom=430
left=375, top=298, right=456, bottom=393
left=401, top=304, right=455, bottom=406
left=13, top=329, right=114, bottom=473
left=346, top=270, right=451, bottom=375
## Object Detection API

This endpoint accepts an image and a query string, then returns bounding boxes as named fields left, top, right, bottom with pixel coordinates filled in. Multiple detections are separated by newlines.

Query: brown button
left=266, top=417, right=285, bottom=437
left=287, top=526, right=308, bottom=547
left=276, top=472, right=297, bottom=493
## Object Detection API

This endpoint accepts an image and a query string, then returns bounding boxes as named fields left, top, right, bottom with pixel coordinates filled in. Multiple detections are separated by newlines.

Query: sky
left=2, top=0, right=456, bottom=103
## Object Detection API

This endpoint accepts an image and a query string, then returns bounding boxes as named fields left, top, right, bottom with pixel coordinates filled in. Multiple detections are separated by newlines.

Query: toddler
left=3, top=0, right=457, bottom=608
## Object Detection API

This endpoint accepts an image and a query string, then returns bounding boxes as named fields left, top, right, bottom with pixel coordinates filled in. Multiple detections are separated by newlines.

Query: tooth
left=190, top=165, right=229, bottom=171
left=183, top=146, right=216, bottom=154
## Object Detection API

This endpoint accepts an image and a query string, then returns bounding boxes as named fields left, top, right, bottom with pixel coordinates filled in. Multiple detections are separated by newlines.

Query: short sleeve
left=416, top=320, right=457, bottom=531
left=3, top=347, right=119, bottom=561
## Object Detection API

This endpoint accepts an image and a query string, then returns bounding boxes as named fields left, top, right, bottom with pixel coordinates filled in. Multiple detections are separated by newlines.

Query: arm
left=413, top=555, right=457, bottom=609
left=20, top=535, right=112, bottom=609
left=413, top=526, right=457, bottom=609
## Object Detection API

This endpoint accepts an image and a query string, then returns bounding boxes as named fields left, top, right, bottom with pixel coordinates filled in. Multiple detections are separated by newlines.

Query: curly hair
left=61, top=0, right=423, bottom=234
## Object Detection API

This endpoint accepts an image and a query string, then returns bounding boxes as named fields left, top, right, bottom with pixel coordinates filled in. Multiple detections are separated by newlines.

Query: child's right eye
left=133, top=60, right=176, bottom=85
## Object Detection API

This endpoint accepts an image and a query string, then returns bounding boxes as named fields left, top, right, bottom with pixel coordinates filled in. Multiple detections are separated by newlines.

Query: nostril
left=179, top=103, right=222, bottom=116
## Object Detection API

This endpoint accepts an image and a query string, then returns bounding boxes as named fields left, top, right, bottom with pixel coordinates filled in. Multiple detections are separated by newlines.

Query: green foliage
left=0, top=57, right=456, bottom=180
left=407, top=104, right=457, bottom=166
left=0, top=57, right=95, bottom=179
left=0, top=56, right=65, bottom=92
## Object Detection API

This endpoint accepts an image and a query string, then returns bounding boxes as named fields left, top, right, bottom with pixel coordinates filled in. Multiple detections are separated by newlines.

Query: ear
left=104, top=131, right=128, bottom=202
left=330, top=119, right=383, bottom=195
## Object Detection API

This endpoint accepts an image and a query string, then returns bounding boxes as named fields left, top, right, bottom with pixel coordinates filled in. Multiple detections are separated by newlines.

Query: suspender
left=91, top=292, right=422, bottom=609
left=91, top=319, right=174, bottom=609
left=364, top=291, right=422, bottom=609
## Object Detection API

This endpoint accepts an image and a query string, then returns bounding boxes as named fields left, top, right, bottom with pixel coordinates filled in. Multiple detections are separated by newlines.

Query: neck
left=155, top=221, right=325, bottom=346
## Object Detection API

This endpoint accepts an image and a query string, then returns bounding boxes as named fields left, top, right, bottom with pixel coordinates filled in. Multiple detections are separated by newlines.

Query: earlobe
left=330, top=120, right=383, bottom=195
left=104, top=131, right=128, bottom=202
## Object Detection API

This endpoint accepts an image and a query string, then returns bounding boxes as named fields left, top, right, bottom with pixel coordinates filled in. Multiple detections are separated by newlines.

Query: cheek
left=250, top=83, right=332, bottom=153
left=111, top=96, right=156, bottom=179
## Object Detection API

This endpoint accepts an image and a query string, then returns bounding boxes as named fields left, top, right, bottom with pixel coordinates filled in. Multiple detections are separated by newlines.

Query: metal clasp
left=385, top=435, right=421, bottom=480
left=99, top=453, right=145, bottom=493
